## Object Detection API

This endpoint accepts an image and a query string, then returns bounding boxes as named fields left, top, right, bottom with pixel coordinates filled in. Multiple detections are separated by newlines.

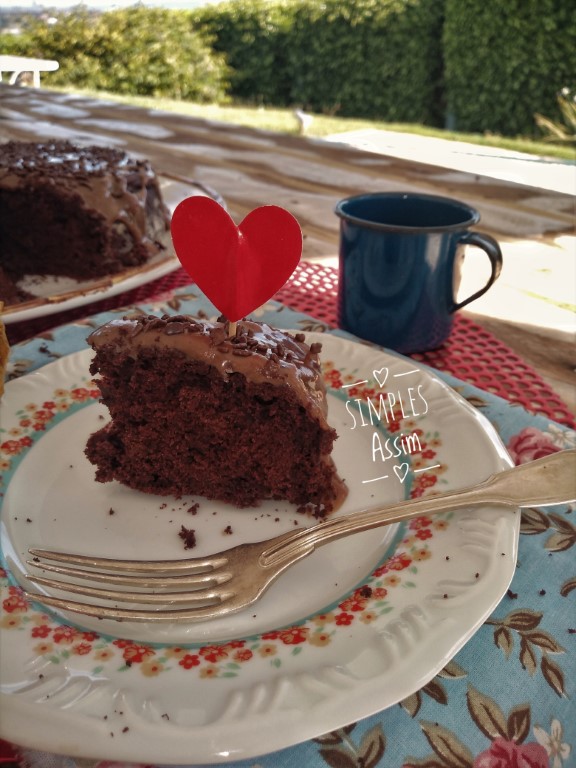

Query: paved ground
left=324, top=129, right=576, bottom=343
left=325, top=129, right=575, bottom=195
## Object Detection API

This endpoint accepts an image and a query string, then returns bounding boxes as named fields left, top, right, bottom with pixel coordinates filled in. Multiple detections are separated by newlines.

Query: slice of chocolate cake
left=0, top=140, right=170, bottom=305
left=85, top=314, right=347, bottom=515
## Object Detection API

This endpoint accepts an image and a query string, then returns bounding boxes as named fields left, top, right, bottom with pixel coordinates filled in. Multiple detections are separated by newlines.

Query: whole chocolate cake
left=0, top=140, right=170, bottom=305
left=85, top=314, right=347, bottom=515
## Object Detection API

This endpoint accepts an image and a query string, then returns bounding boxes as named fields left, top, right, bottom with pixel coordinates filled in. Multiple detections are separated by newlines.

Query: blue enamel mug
left=335, top=192, right=503, bottom=354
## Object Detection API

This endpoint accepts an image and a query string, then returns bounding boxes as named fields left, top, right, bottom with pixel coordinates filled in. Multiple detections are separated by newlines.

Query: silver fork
left=24, top=449, right=576, bottom=623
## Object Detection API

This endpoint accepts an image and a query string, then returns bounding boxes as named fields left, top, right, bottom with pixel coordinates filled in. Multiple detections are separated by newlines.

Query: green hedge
left=443, top=0, right=576, bottom=135
left=194, top=0, right=445, bottom=125
left=4, top=7, right=229, bottom=102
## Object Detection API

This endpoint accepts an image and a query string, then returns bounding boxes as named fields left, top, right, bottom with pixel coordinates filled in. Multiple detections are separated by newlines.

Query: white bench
left=0, top=55, right=59, bottom=88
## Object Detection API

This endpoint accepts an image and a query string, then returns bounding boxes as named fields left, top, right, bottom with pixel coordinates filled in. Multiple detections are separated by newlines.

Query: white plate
left=0, top=333, right=517, bottom=764
left=1, top=176, right=223, bottom=325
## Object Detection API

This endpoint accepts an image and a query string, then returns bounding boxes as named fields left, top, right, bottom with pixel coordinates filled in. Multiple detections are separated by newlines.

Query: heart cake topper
left=170, top=197, right=302, bottom=322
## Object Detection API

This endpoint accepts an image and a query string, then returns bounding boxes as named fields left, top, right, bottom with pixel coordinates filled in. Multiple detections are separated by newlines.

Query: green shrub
left=444, top=0, right=576, bottom=136
left=0, top=32, right=22, bottom=56
left=194, top=0, right=445, bottom=125
left=193, top=0, right=294, bottom=106
left=286, top=0, right=444, bottom=124
left=8, top=7, right=229, bottom=102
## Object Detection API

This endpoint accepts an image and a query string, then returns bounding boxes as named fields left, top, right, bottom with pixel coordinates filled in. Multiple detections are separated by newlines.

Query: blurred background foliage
left=1, top=6, right=229, bottom=102
left=443, top=0, right=576, bottom=137
left=2, top=0, right=575, bottom=140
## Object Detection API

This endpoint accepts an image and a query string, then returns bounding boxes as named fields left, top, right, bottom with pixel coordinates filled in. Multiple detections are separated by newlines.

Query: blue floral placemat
left=4, top=291, right=575, bottom=768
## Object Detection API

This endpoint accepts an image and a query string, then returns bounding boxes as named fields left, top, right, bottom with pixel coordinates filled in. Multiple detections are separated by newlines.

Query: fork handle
left=262, top=450, right=576, bottom=566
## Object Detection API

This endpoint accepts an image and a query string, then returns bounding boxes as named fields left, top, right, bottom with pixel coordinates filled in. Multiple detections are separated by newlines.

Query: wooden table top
left=1, top=85, right=574, bottom=414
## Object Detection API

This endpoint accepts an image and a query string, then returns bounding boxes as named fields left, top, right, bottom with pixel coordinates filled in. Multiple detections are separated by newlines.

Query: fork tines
left=24, top=547, right=236, bottom=623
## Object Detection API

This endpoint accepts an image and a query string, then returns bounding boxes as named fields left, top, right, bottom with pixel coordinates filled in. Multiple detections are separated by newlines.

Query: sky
left=0, top=0, right=219, bottom=9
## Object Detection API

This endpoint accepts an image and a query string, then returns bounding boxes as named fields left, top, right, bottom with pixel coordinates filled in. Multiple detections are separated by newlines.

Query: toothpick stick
left=229, top=320, right=237, bottom=337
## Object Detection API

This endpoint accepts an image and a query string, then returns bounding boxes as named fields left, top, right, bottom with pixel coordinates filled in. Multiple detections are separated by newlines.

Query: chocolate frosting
left=0, top=140, right=170, bottom=250
left=88, top=314, right=330, bottom=424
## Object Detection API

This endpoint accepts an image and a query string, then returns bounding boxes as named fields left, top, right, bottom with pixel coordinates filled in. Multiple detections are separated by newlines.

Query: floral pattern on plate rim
left=0, top=361, right=449, bottom=679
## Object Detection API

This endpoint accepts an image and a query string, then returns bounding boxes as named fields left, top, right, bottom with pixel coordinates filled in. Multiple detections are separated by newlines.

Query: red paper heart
left=170, top=197, right=302, bottom=321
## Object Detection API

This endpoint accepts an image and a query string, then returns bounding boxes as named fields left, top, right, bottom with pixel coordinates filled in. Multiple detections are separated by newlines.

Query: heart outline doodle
left=373, top=367, right=389, bottom=388
left=170, top=197, right=302, bottom=321
left=393, top=463, right=410, bottom=483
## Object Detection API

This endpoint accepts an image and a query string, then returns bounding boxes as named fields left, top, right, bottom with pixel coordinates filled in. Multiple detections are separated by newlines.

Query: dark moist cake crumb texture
left=85, top=314, right=346, bottom=515
left=178, top=525, right=197, bottom=550
left=0, top=140, right=170, bottom=305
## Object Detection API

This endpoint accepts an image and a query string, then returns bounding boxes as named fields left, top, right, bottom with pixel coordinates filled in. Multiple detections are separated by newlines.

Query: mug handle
left=451, top=231, right=503, bottom=312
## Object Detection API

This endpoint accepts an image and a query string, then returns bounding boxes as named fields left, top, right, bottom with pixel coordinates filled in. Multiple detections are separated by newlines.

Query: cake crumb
left=507, top=589, right=518, bottom=599
left=188, top=502, right=200, bottom=515
left=108, top=508, right=115, bottom=515
left=178, top=525, right=197, bottom=550
left=223, top=525, right=233, bottom=535
left=297, top=502, right=327, bottom=519
left=359, top=586, right=372, bottom=598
